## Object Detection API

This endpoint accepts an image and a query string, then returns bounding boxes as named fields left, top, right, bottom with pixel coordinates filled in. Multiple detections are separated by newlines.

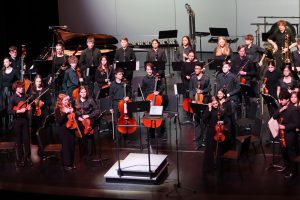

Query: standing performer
left=8, top=46, right=22, bottom=71
left=114, top=37, right=136, bottom=84
left=29, top=74, right=52, bottom=147
left=267, top=20, right=297, bottom=71
left=79, top=36, right=101, bottom=93
left=1, top=57, right=20, bottom=127
left=75, top=86, right=100, bottom=162
left=175, top=36, right=193, bottom=62
left=8, top=80, right=32, bottom=167
left=181, top=50, right=198, bottom=92
left=272, top=89, right=300, bottom=179
left=146, top=39, right=167, bottom=77
left=54, top=93, right=78, bottom=171
left=189, top=62, right=211, bottom=150
left=277, top=65, right=299, bottom=98
left=291, top=38, right=300, bottom=76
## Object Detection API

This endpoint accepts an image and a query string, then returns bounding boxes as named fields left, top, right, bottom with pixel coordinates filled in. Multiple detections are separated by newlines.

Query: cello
left=142, top=74, right=163, bottom=128
left=72, top=68, right=83, bottom=101
left=117, top=81, right=137, bottom=134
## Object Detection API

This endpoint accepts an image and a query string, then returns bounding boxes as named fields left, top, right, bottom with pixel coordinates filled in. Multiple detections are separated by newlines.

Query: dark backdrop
left=0, top=0, right=59, bottom=61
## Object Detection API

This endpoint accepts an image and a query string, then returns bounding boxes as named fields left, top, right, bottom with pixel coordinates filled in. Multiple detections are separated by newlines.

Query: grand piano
left=33, top=29, right=118, bottom=79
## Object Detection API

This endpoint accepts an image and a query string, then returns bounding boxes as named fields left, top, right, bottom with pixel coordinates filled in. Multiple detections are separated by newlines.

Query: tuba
left=283, top=31, right=291, bottom=64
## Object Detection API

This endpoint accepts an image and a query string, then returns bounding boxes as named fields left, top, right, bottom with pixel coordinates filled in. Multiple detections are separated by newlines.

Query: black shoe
left=284, top=172, right=294, bottom=179
left=276, top=166, right=287, bottom=173
left=64, top=166, right=73, bottom=171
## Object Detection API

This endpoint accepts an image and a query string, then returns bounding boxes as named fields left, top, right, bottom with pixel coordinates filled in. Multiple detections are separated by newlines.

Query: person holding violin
left=141, top=62, right=165, bottom=138
left=63, top=55, right=83, bottom=102
left=202, top=96, right=230, bottom=174
left=29, top=74, right=52, bottom=148
left=272, top=89, right=300, bottom=179
left=1, top=57, right=20, bottom=128
left=189, top=62, right=211, bottom=150
left=94, top=55, right=114, bottom=97
left=7, top=80, right=32, bottom=168
left=75, top=86, right=100, bottom=162
left=109, top=68, right=133, bottom=142
left=54, top=93, right=78, bottom=171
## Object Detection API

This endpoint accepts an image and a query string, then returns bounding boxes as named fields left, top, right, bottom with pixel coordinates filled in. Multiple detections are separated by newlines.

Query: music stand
left=158, top=30, right=178, bottom=76
left=144, top=61, right=166, bottom=72
left=115, top=61, right=137, bottom=71
left=172, top=62, right=184, bottom=72
left=127, top=101, right=150, bottom=150
left=261, top=94, right=282, bottom=170
left=95, top=86, right=110, bottom=100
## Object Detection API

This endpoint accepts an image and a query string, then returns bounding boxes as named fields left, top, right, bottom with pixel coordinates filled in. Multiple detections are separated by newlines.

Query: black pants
left=58, top=126, right=76, bottom=167
left=281, top=131, right=299, bottom=175
left=13, top=117, right=31, bottom=162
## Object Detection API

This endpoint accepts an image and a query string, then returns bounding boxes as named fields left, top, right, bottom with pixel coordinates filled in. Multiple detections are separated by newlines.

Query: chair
left=236, top=117, right=266, bottom=160
left=163, top=94, right=181, bottom=133
left=221, top=135, right=251, bottom=180
left=36, top=113, right=62, bottom=162
left=0, top=141, right=16, bottom=163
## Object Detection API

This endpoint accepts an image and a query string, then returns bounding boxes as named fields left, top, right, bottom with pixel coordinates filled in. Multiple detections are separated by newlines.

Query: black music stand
left=172, top=62, right=184, bottom=72
left=261, top=94, right=282, bottom=170
left=115, top=60, right=137, bottom=71
left=127, top=101, right=150, bottom=150
left=158, top=30, right=178, bottom=76
left=195, top=32, right=210, bottom=61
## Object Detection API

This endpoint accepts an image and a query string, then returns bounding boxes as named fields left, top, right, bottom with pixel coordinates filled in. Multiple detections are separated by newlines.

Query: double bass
left=117, top=81, right=137, bottom=134
left=142, top=73, right=163, bottom=128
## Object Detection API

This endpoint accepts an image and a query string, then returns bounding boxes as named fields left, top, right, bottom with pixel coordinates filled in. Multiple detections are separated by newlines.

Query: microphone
left=49, top=25, right=68, bottom=30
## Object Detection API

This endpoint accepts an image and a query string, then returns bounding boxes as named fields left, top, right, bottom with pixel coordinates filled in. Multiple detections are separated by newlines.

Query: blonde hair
left=215, top=36, right=230, bottom=56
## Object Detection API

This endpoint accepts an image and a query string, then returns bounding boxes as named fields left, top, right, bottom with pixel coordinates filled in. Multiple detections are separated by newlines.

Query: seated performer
left=75, top=86, right=100, bottom=162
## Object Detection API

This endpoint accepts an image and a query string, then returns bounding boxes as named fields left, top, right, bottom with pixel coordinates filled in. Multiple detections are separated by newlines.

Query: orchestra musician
left=141, top=62, right=165, bottom=138
left=63, top=55, right=83, bottom=101
left=94, top=55, right=114, bottom=96
left=189, top=62, right=211, bottom=150
left=291, top=38, right=300, bottom=76
left=7, top=80, right=32, bottom=168
left=202, top=96, right=230, bottom=174
left=109, top=68, right=132, bottom=142
left=79, top=36, right=101, bottom=94
left=181, top=50, right=198, bottom=92
left=48, top=43, right=69, bottom=94
left=114, top=37, right=136, bottom=84
left=8, top=46, right=22, bottom=71
left=277, top=65, right=299, bottom=98
left=244, top=34, right=267, bottom=78
left=146, top=39, right=167, bottom=77
left=75, top=86, right=100, bottom=162
left=216, top=61, right=241, bottom=120
left=175, top=36, right=193, bottom=62
left=267, top=20, right=297, bottom=71
left=29, top=74, right=52, bottom=148
left=272, top=89, right=300, bottom=179
left=213, top=36, right=232, bottom=60
left=1, top=57, right=20, bottom=128
left=54, top=93, right=77, bottom=171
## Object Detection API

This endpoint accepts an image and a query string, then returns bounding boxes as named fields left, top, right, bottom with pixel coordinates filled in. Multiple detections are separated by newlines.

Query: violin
left=238, top=60, right=249, bottom=85
left=117, top=81, right=137, bottom=134
left=194, top=79, right=204, bottom=104
left=279, top=117, right=286, bottom=148
left=82, top=118, right=94, bottom=135
left=213, top=111, right=225, bottom=142
left=142, top=75, right=163, bottom=128
left=34, top=99, right=44, bottom=117
left=65, top=104, right=83, bottom=138
left=262, top=77, right=269, bottom=95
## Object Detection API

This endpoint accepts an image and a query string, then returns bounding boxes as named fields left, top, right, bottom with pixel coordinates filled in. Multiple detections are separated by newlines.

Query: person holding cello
left=29, top=74, right=52, bottom=150
left=141, top=62, right=165, bottom=138
left=62, top=55, right=83, bottom=103
left=54, top=93, right=79, bottom=171
left=189, top=62, right=211, bottom=150
left=202, top=96, right=230, bottom=174
left=109, top=68, right=134, bottom=143
left=75, top=86, right=100, bottom=162
left=8, top=80, right=32, bottom=168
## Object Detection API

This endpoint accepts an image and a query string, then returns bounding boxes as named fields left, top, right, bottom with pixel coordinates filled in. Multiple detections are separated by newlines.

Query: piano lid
left=55, top=29, right=118, bottom=49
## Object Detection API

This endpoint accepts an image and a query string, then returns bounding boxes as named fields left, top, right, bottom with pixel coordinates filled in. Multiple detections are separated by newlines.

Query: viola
left=142, top=73, right=164, bottom=128
left=65, top=106, right=83, bottom=138
left=34, top=99, right=44, bottom=117
left=213, top=111, right=225, bottom=142
left=82, top=118, right=94, bottom=135
left=279, top=117, right=286, bottom=148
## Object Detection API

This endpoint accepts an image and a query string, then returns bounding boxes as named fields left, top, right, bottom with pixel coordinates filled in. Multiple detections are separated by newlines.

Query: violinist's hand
left=110, top=109, right=114, bottom=113
left=279, top=124, right=285, bottom=130
left=18, top=108, right=27, bottom=113
left=273, top=45, right=278, bottom=53
left=282, top=47, right=288, bottom=54
left=240, top=71, right=246, bottom=75
left=48, top=77, right=52, bottom=85
left=186, top=75, right=190, bottom=80
left=154, top=91, right=159, bottom=95
left=79, top=78, right=84, bottom=83
left=208, top=103, right=212, bottom=111
left=124, top=97, right=129, bottom=102
left=105, top=79, right=109, bottom=82
left=78, top=117, right=83, bottom=121
left=258, top=61, right=263, bottom=67
left=82, top=115, right=89, bottom=119
left=27, top=105, right=31, bottom=111
left=218, top=121, right=224, bottom=125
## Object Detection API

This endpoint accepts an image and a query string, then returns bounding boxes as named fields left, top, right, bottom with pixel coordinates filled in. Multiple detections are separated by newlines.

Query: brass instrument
left=283, top=31, right=291, bottom=64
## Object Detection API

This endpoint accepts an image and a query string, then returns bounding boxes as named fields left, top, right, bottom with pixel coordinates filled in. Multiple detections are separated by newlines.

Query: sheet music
left=150, top=106, right=163, bottom=116
left=268, top=117, right=279, bottom=138
left=174, top=84, right=178, bottom=96
left=135, top=61, right=140, bottom=70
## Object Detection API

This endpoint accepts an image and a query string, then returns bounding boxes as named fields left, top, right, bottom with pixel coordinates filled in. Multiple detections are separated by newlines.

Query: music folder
left=127, top=101, right=150, bottom=113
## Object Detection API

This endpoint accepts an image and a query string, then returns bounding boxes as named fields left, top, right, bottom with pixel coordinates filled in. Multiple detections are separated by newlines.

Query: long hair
left=97, top=55, right=109, bottom=73
left=215, top=36, right=230, bottom=56
left=32, top=74, right=44, bottom=93
left=75, top=86, right=90, bottom=109
left=55, top=93, right=68, bottom=112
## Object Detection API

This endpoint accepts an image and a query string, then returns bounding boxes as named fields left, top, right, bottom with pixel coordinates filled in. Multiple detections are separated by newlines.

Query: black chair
left=236, top=117, right=266, bottom=160
left=36, top=113, right=62, bottom=162
left=221, top=135, right=251, bottom=180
